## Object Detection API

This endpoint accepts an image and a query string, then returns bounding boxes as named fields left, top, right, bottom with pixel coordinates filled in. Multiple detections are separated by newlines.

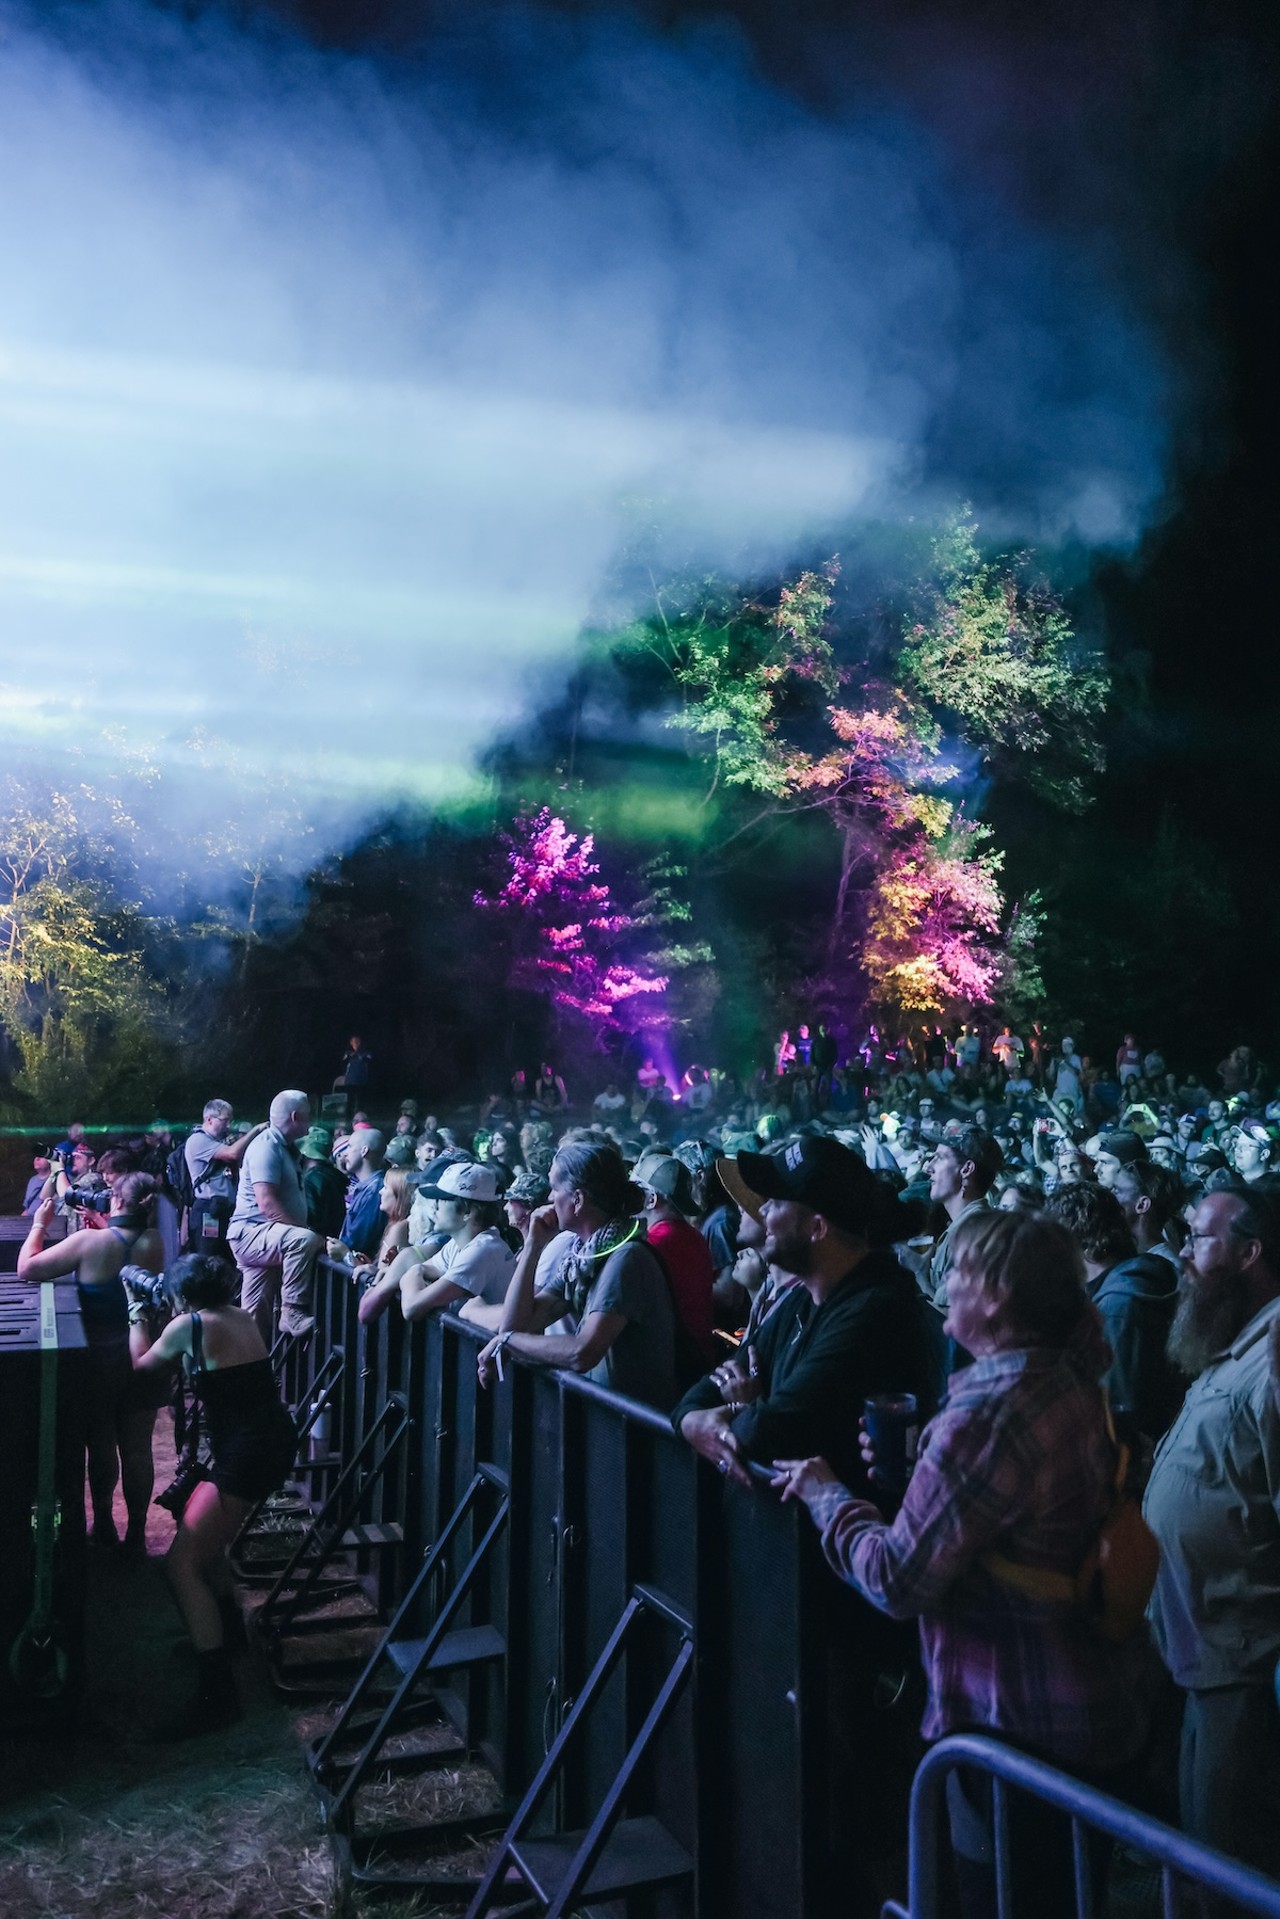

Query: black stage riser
left=0, top=1278, right=88, bottom=1732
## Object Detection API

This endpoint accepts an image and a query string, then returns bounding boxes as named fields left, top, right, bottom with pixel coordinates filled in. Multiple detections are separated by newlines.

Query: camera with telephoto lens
left=65, top=1184, right=111, bottom=1214
left=154, top=1453, right=210, bottom=1517
left=120, top=1263, right=170, bottom=1312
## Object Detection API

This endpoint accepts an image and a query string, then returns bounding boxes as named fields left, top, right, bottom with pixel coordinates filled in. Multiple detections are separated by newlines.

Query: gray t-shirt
left=185, top=1128, right=235, bottom=1199
left=546, top=1239, right=676, bottom=1411
left=231, top=1126, right=306, bottom=1229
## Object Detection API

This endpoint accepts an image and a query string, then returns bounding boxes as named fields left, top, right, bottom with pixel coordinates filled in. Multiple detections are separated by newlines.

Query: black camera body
left=155, top=1457, right=210, bottom=1517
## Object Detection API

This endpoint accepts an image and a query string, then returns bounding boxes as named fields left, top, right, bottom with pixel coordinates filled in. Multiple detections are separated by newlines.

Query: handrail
left=436, top=1305, right=681, bottom=1438
left=906, top=1735, right=1280, bottom=1919
left=292, top=1257, right=1280, bottom=1919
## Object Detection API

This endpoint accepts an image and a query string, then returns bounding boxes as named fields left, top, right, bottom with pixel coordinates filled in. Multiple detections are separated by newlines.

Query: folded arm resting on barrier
left=477, top=1310, right=627, bottom=1386
left=400, top=1267, right=469, bottom=1324
left=472, top=1209, right=615, bottom=1383
left=356, top=1242, right=464, bottom=1325
left=672, top=1274, right=907, bottom=1494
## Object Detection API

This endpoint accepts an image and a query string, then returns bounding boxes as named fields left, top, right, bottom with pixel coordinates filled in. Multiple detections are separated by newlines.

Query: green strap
left=8, top=1282, right=68, bottom=1698
left=32, top=1284, right=60, bottom=1630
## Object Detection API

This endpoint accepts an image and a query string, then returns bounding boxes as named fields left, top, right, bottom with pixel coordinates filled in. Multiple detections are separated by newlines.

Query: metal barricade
left=891, top=1733, right=1280, bottom=1919
left=280, top=1268, right=895, bottom=1917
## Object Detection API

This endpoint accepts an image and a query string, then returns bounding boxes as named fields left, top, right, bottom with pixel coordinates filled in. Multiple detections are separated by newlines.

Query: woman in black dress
left=130, top=1252, right=297, bottom=1737
left=19, top=1171, right=165, bottom=1554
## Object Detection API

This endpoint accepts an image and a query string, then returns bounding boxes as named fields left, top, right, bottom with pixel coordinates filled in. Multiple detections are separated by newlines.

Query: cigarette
left=495, top=1348, right=505, bottom=1383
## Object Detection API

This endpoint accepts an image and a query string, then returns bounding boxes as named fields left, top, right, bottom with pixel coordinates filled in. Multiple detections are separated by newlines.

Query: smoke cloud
left=0, top=0, right=1171, bottom=830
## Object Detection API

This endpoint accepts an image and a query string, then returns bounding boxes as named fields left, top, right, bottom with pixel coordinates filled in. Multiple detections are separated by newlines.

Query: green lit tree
left=609, top=514, right=1106, bottom=1025
left=900, top=512, right=1108, bottom=810
left=0, top=779, right=176, bottom=1114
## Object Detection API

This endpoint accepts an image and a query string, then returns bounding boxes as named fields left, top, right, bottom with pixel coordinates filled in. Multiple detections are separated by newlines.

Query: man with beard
left=1143, top=1181, right=1280, bottom=1878
left=672, top=1135, right=932, bottom=1917
left=671, top=1136, right=930, bottom=1490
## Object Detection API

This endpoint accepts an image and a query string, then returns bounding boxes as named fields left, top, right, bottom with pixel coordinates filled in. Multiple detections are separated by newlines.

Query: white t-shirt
left=437, top=1228, right=516, bottom=1306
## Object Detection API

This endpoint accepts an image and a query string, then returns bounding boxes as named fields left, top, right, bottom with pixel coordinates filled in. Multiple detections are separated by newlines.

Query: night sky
left=3, top=0, right=1277, bottom=1050
left=251, top=0, right=1280, bottom=806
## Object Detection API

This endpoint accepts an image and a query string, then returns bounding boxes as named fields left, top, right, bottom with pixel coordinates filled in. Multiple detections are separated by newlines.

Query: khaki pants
left=228, top=1219, right=319, bottom=1343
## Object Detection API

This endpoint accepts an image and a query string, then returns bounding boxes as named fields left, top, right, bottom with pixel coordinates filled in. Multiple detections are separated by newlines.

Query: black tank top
left=75, top=1225, right=140, bottom=1345
left=189, top=1314, right=294, bottom=1455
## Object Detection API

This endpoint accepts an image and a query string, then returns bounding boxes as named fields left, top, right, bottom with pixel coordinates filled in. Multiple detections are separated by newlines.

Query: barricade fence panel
left=290, top=1257, right=897, bottom=1918
left=899, top=1734, right=1280, bottom=1919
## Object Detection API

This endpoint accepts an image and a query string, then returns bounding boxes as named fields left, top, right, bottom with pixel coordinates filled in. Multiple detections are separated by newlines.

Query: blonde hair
left=949, top=1208, right=1092, bottom=1348
left=381, top=1170, right=412, bottom=1223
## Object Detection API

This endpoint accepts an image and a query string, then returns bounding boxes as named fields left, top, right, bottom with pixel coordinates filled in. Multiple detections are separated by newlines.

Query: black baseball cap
left=731, top=1135, right=880, bottom=1238
left=1097, top=1131, right=1148, bottom=1166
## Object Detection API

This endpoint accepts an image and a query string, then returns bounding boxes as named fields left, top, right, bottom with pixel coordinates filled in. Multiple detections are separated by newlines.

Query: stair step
left=339, top=1522, right=404, bottom=1551
left=509, top=1815, right=692, bottom=1904
left=384, top=1625, right=506, bottom=1677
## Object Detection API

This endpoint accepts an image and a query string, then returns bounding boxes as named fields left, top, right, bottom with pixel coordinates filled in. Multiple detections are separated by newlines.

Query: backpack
left=167, top=1140, right=195, bottom=1210
left=981, top=1400, right=1159, bottom=1643
left=168, top=1134, right=235, bottom=1251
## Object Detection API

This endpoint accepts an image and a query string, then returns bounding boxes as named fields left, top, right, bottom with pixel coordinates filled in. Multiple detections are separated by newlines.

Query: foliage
left=633, top=560, right=842, bottom=803
left=900, top=513, right=1108, bottom=810
left=863, top=823, right=1006, bottom=1013
left=605, top=519, right=1103, bottom=1026
left=0, top=780, right=175, bottom=1113
left=474, top=808, right=669, bottom=1044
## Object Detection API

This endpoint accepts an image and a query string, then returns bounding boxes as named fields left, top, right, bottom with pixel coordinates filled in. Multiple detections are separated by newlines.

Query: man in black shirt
left=672, top=1135, right=930, bottom=1490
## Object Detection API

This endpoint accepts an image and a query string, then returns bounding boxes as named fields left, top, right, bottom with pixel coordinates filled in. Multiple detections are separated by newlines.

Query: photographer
left=51, top=1140, right=109, bottom=1224
left=18, top=1171, right=164, bottom=1556
left=183, top=1099, right=267, bottom=1253
left=128, top=1252, right=298, bottom=1739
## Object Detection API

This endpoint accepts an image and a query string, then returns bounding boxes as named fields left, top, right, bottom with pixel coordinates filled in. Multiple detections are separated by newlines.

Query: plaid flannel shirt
left=807, top=1344, right=1149, bottom=1766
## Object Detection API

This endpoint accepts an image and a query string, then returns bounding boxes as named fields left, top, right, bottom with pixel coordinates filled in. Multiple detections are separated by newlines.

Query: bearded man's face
left=1169, top=1191, right=1259, bottom=1376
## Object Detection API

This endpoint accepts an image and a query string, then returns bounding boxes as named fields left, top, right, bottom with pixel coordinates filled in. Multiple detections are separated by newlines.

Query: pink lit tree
left=474, top=808, right=669, bottom=1045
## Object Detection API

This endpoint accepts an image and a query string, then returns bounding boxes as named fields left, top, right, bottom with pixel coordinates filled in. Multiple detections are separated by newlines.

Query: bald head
left=346, top=1128, right=385, bottom=1175
left=270, top=1090, right=310, bottom=1138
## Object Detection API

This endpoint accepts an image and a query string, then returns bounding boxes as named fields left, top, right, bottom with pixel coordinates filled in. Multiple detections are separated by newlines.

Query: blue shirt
left=341, top=1173, right=385, bottom=1257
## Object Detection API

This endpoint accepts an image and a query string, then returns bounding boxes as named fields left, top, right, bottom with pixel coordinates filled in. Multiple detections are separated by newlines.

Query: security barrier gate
left=267, top=1255, right=864, bottom=1916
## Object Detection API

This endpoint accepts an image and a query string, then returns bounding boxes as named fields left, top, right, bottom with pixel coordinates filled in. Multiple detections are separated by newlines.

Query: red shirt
left=646, top=1217, right=716, bottom=1361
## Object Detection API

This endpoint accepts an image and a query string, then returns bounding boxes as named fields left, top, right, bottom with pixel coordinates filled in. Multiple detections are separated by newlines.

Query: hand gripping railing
left=889, top=1733, right=1280, bottom=1919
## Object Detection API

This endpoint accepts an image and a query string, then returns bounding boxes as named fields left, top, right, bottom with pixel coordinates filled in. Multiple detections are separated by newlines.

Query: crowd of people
left=9, top=1013, right=1280, bottom=1904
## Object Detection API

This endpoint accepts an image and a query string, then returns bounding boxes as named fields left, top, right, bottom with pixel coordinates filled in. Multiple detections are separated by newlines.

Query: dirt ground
left=0, top=1417, right=485, bottom=1919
